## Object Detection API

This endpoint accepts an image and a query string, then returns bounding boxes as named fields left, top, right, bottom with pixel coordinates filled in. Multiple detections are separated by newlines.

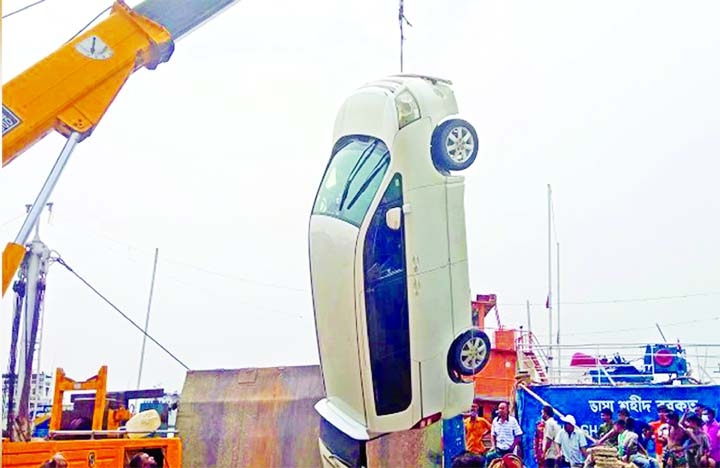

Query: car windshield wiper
left=346, top=151, right=390, bottom=210
left=338, top=140, right=379, bottom=211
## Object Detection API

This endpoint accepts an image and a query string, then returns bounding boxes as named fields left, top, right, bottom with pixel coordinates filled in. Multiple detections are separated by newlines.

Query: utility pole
left=547, top=184, right=553, bottom=375
left=526, top=299, right=532, bottom=335
left=556, top=241, right=561, bottom=383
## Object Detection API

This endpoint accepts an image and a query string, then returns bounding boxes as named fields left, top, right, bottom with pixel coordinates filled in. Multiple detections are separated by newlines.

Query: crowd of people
left=452, top=398, right=720, bottom=468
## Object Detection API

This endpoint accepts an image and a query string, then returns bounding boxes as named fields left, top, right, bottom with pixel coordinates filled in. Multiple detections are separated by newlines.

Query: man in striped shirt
left=485, top=401, right=524, bottom=464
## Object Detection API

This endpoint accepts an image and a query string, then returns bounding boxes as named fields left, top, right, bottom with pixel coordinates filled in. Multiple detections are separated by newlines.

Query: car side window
left=363, top=173, right=412, bottom=416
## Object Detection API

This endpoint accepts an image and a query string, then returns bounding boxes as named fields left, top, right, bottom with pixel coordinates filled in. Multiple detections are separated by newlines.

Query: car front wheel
left=447, top=328, right=491, bottom=380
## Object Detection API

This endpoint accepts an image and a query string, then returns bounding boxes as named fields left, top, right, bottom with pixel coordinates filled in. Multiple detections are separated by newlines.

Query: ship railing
left=512, top=335, right=720, bottom=386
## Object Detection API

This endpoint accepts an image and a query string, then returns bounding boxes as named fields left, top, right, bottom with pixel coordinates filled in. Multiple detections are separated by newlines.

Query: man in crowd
left=703, top=407, right=720, bottom=466
left=39, top=453, right=68, bottom=468
left=650, top=404, right=670, bottom=462
left=618, top=408, right=641, bottom=436
left=685, top=413, right=714, bottom=467
left=128, top=452, right=158, bottom=468
left=485, top=401, right=523, bottom=463
left=542, top=405, right=562, bottom=468
left=615, top=418, right=658, bottom=468
left=657, top=412, right=690, bottom=468
left=464, top=398, right=492, bottom=460
left=637, top=421, right=657, bottom=460
left=554, top=414, right=588, bottom=468
left=598, top=408, right=618, bottom=446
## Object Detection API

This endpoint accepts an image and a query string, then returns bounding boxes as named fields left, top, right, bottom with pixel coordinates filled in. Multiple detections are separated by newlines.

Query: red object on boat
left=570, top=352, right=607, bottom=367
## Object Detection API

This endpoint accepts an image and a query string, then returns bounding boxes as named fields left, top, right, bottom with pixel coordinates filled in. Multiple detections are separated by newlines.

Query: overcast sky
left=2, top=0, right=720, bottom=393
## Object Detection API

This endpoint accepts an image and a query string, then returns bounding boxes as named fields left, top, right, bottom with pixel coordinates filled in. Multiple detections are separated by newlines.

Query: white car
left=308, top=74, right=491, bottom=445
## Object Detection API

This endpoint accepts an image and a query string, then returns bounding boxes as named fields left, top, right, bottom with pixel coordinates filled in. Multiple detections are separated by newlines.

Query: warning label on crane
left=2, top=105, right=21, bottom=135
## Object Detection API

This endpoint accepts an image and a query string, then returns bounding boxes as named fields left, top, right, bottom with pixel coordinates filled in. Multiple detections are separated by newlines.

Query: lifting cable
left=53, top=256, right=191, bottom=371
left=398, top=0, right=412, bottom=72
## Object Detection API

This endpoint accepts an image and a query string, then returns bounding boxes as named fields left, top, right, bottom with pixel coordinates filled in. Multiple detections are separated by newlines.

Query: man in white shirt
left=485, top=401, right=523, bottom=464
left=554, top=414, right=588, bottom=468
left=542, top=405, right=562, bottom=468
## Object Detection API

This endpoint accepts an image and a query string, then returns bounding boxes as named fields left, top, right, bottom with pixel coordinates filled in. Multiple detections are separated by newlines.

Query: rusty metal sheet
left=177, top=365, right=325, bottom=468
left=366, top=422, right=442, bottom=468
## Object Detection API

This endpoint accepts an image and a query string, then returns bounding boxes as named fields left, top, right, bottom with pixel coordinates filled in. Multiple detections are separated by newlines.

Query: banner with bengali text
left=516, top=384, right=720, bottom=468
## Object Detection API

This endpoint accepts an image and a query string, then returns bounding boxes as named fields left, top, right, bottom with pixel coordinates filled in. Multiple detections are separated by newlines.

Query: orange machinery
left=470, top=294, right=519, bottom=418
left=2, top=366, right=181, bottom=467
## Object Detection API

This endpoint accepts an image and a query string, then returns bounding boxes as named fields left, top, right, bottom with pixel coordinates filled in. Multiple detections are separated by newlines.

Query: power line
left=500, top=291, right=720, bottom=307
left=0, top=213, right=24, bottom=230
left=53, top=256, right=190, bottom=370
left=2, top=0, right=47, bottom=19
left=159, top=256, right=309, bottom=293
left=50, top=224, right=309, bottom=293
left=540, top=314, right=720, bottom=339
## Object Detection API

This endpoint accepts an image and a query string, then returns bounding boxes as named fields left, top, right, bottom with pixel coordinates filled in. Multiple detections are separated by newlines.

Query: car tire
left=447, top=328, right=491, bottom=378
left=430, top=118, right=479, bottom=172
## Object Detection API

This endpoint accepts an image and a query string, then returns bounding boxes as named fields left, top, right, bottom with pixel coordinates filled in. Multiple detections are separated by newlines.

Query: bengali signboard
left=516, top=384, right=720, bottom=468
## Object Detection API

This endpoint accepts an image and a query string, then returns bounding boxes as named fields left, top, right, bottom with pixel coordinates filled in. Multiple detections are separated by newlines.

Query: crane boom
left=1, top=0, right=242, bottom=295
left=2, top=1, right=173, bottom=166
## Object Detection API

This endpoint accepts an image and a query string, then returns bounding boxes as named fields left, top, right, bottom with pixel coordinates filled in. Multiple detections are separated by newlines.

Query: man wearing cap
left=554, top=414, right=588, bottom=468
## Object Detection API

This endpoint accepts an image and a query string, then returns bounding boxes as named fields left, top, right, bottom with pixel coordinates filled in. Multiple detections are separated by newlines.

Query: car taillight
left=412, top=412, right=442, bottom=429
left=395, top=89, right=421, bottom=129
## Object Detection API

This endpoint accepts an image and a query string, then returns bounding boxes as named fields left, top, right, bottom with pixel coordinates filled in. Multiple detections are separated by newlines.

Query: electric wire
left=53, top=256, right=190, bottom=370
left=553, top=315, right=720, bottom=339
left=66, top=5, right=112, bottom=43
left=501, top=290, right=720, bottom=307
left=2, top=0, right=47, bottom=19
left=50, top=224, right=309, bottom=293
left=0, top=213, right=25, bottom=230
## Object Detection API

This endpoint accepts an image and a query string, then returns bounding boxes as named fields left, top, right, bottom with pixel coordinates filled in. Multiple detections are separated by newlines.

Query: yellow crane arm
left=2, top=1, right=174, bottom=166
left=2, top=0, right=242, bottom=295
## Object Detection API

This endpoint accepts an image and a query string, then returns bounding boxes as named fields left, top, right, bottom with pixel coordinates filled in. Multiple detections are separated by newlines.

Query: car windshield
left=312, top=135, right=390, bottom=227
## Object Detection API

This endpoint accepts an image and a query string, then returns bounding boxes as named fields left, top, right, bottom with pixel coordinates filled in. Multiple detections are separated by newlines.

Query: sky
left=2, top=0, right=720, bottom=394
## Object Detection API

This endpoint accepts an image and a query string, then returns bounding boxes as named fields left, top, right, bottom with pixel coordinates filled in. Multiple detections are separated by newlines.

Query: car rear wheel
left=447, top=328, right=491, bottom=379
left=431, top=118, right=479, bottom=172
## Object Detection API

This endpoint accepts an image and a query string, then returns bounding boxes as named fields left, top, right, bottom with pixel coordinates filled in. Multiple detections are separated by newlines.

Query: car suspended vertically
left=308, top=75, right=491, bottom=448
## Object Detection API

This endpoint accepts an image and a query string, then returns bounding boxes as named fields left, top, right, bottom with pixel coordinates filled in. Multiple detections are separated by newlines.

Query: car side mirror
left=385, top=207, right=402, bottom=230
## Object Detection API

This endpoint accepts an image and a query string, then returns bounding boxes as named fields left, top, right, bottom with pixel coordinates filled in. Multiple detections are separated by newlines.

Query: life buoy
left=654, top=348, right=674, bottom=367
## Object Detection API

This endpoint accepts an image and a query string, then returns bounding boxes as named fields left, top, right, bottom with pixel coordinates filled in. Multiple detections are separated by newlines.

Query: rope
left=398, top=0, right=412, bottom=72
